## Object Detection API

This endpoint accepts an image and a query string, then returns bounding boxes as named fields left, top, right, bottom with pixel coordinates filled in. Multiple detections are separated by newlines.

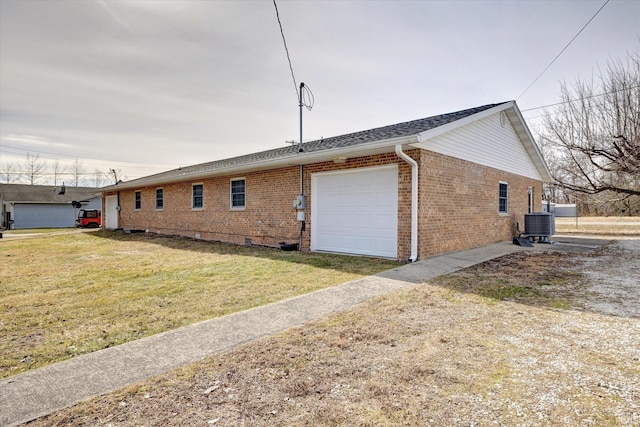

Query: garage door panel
left=14, top=204, right=76, bottom=229
left=311, top=166, right=398, bottom=258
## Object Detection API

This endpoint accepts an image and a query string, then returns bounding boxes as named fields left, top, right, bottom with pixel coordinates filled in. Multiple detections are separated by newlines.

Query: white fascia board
left=286, top=134, right=418, bottom=165
left=101, top=134, right=418, bottom=192
left=506, top=104, right=553, bottom=182
left=416, top=102, right=514, bottom=143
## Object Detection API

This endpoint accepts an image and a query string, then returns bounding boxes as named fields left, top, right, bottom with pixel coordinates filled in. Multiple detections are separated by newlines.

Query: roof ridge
left=106, top=101, right=512, bottom=189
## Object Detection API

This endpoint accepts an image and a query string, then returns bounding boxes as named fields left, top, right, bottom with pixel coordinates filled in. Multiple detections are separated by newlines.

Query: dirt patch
left=576, top=240, right=640, bottom=318
left=27, top=240, right=640, bottom=426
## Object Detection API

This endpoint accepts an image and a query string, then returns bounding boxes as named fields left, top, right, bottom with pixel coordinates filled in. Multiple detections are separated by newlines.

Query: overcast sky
left=1, top=0, right=639, bottom=184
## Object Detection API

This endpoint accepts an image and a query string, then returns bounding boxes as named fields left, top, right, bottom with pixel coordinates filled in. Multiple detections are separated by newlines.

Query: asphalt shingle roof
left=0, top=184, right=99, bottom=204
left=112, top=102, right=508, bottom=188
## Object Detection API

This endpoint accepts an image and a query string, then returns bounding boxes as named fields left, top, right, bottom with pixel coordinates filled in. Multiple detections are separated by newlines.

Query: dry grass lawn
left=26, top=238, right=640, bottom=427
left=555, top=216, right=640, bottom=235
left=0, top=230, right=400, bottom=379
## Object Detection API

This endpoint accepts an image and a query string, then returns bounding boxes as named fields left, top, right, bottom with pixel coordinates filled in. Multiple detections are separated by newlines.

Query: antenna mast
left=298, top=82, right=305, bottom=152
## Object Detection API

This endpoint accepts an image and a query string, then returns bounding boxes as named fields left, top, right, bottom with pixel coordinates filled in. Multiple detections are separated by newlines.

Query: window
left=135, top=191, right=141, bottom=210
left=498, top=182, right=508, bottom=214
left=527, top=186, right=533, bottom=214
left=156, top=188, right=164, bottom=210
left=192, top=184, right=203, bottom=209
left=230, top=178, right=245, bottom=209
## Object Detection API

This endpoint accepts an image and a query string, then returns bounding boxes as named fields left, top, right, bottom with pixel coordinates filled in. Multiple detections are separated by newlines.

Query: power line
left=0, top=144, right=179, bottom=171
left=516, top=0, right=610, bottom=101
left=273, top=0, right=299, bottom=102
left=520, top=84, right=640, bottom=112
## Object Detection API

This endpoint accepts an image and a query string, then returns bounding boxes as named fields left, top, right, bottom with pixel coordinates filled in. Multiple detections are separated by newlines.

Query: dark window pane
left=193, top=184, right=203, bottom=208
left=231, top=179, right=245, bottom=208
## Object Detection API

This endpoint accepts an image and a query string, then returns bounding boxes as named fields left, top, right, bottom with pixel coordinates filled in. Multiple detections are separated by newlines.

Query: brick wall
left=104, top=148, right=542, bottom=261
left=114, top=166, right=303, bottom=247
left=418, top=150, right=542, bottom=258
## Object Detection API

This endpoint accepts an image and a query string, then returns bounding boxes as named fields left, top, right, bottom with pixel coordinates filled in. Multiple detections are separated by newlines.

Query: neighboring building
left=542, top=200, right=555, bottom=213
left=542, top=201, right=578, bottom=217
left=554, top=204, right=578, bottom=217
left=102, top=101, right=551, bottom=261
left=0, top=184, right=101, bottom=229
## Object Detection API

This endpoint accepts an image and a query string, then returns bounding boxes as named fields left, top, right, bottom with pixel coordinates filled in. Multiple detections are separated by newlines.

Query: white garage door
left=311, top=165, right=398, bottom=258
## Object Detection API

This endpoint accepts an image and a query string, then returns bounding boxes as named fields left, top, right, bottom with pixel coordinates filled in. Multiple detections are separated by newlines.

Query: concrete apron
left=0, top=238, right=609, bottom=427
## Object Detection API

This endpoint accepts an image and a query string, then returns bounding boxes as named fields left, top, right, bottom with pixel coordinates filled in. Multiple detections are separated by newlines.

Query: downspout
left=299, top=164, right=304, bottom=250
left=395, top=145, right=418, bottom=262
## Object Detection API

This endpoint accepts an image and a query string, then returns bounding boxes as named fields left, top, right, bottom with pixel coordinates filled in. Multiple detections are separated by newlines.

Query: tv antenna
left=297, top=82, right=314, bottom=152
left=273, top=1, right=314, bottom=152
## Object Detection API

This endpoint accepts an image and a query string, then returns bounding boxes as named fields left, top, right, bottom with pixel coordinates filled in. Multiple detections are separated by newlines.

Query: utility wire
left=0, top=144, right=180, bottom=170
left=273, top=0, right=299, bottom=102
left=516, top=0, right=610, bottom=101
left=520, top=84, right=640, bottom=112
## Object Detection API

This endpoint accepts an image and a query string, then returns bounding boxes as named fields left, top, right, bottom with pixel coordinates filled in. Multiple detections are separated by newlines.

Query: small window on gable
left=156, top=188, right=164, bottom=210
left=230, top=178, right=245, bottom=209
left=135, top=191, right=141, bottom=210
left=499, top=182, right=508, bottom=214
left=192, top=184, right=203, bottom=209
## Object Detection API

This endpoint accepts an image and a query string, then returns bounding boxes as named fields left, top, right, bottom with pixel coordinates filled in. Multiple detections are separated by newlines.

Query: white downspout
left=395, top=145, right=418, bottom=262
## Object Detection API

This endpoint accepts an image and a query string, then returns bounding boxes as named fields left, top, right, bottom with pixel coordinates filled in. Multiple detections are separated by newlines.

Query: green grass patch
left=433, top=276, right=541, bottom=301
left=0, top=230, right=401, bottom=378
left=430, top=272, right=579, bottom=310
left=476, top=283, right=541, bottom=301
left=549, top=298, right=572, bottom=310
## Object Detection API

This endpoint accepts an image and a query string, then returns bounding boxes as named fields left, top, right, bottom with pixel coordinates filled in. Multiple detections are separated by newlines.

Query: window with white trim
left=192, top=184, right=203, bottom=209
left=230, top=178, right=245, bottom=209
left=498, top=182, right=508, bottom=214
left=156, top=188, right=164, bottom=210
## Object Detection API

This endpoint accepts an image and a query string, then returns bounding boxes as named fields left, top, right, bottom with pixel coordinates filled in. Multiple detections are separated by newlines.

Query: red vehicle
left=76, top=209, right=101, bottom=228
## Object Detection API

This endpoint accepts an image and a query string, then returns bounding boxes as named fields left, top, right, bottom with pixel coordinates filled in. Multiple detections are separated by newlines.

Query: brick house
left=101, top=101, right=551, bottom=261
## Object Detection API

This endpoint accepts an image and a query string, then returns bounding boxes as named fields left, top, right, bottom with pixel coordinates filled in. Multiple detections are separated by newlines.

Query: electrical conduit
left=395, top=145, right=418, bottom=262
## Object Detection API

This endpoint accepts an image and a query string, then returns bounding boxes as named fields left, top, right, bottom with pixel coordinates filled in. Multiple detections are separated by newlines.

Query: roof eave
left=101, top=134, right=418, bottom=192
left=414, top=101, right=553, bottom=182
left=504, top=103, right=553, bottom=182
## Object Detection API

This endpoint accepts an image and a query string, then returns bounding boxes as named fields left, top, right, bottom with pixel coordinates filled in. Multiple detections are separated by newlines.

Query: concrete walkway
left=0, top=238, right=606, bottom=426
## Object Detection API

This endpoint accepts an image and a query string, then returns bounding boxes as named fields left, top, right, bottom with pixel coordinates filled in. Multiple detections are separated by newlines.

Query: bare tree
left=51, top=160, right=66, bottom=186
left=71, top=159, right=85, bottom=186
left=23, top=153, right=47, bottom=185
left=92, top=169, right=102, bottom=188
left=539, top=52, right=640, bottom=202
left=0, top=161, right=20, bottom=183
